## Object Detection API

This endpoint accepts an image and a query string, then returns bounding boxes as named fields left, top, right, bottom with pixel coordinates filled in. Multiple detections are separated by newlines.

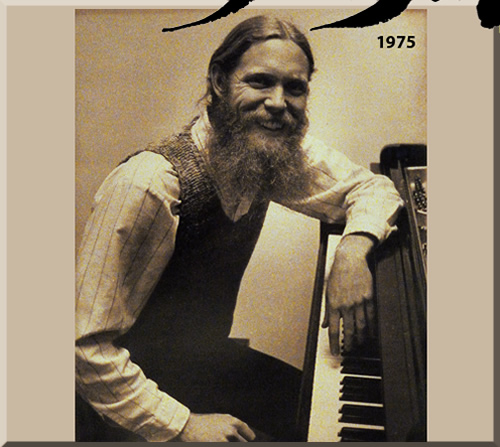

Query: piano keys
left=296, top=144, right=427, bottom=442
left=306, top=236, right=386, bottom=442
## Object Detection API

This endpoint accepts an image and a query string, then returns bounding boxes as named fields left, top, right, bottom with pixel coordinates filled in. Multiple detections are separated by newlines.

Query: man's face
left=207, top=38, right=313, bottom=203
left=224, top=39, right=310, bottom=137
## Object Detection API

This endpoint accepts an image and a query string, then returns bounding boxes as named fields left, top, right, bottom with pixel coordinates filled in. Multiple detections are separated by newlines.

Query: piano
left=296, top=144, right=427, bottom=442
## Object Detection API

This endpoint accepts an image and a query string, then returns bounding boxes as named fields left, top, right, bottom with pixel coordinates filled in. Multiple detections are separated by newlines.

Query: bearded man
left=75, top=15, right=403, bottom=442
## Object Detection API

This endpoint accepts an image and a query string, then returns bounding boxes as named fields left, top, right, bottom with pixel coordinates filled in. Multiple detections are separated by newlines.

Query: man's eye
left=286, top=82, right=308, bottom=96
left=247, top=77, right=273, bottom=89
left=248, top=81, right=267, bottom=89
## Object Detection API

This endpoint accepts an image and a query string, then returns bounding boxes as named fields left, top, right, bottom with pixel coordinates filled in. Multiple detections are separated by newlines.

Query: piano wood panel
left=296, top=145, right=427, bottom=442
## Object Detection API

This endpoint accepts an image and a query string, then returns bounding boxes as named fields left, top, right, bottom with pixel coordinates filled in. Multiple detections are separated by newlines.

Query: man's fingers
left=224, top=417, right=255, bottom=442
left=326, top=297, right=375, bottom=356
left=228, top=433, right=248, bottom=442
left=354, top=303, right=366, bottom=345
left=179, top=413, right=257, bottom=442
left=236, top=421, right=256, bottom=442
left=342, top=307, right=355, bottom=353
left=327, top=309, right=341, bottom=356
left=365, top=298, right=376, bottom=338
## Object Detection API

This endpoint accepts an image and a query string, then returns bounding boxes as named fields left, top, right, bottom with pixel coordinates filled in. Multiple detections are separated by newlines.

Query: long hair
left=205, top=15, right=315, bottom=106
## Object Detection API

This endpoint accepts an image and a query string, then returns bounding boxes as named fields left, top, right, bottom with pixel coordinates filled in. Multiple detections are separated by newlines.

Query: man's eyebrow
left=243, top=71, right=308, bottom=82
left=287, top=78, right=308, bottom=85
left=243, top=72, right=274, bottom=80
left=241, top=69, right=274, bottom=77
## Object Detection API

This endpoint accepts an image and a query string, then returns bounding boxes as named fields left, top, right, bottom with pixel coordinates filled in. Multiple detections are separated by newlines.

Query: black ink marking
left=477, top=0, right=499, bottom=29
left=162, top=0, right=255, bottom=32
left=310, top=0, right=413, bottom=30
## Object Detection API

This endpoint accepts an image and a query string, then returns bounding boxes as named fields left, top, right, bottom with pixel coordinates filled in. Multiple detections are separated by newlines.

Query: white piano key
left=308, top=321, right=386, bottom=441
left=307, top=235, right=385, bottom=442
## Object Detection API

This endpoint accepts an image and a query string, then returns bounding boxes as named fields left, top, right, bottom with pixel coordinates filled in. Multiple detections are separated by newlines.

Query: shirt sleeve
left=278, top=135, right=404, bottom=242
left=75, top=151, right=190, bottom=442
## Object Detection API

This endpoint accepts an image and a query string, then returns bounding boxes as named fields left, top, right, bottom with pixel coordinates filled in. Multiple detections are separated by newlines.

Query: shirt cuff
left=343, top=218, right=398, bottom=243
left=136, top=396, right=191, bottom=442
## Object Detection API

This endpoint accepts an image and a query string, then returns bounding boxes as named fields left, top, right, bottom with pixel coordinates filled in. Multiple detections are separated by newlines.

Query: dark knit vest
left=116, top=125, right=269, bottom=373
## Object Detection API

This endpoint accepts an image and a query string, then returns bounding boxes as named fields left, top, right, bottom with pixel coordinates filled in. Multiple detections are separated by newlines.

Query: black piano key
left=341, top=376, right=382, bottom=388
left=342, top=335, right=380, bottom=359
left=340, top=377, right=383, bottom=403
left=339, top=427, right=386, bottom=442
left=340, top=390, right=381, bottom=404
left=341, top=357, right=382, bottom=376
left=339, top=404, right=385, bottom=426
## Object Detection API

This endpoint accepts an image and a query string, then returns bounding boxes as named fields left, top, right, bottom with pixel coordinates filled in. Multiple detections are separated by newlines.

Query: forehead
left=234, top=39, right=310, bottom=81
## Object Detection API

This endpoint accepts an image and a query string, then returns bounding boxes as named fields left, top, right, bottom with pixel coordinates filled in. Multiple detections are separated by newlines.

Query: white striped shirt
left=75, top=112, right=403, bottom=441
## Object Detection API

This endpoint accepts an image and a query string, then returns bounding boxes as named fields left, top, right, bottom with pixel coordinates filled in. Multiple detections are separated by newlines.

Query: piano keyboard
left=307, top=235, right=387, bottom=442
left=299, top=145, right=427, bottom=442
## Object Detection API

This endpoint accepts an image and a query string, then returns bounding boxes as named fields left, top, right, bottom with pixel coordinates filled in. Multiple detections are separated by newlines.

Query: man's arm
left=76, top=152, right=256, bottom=442
left=279, top=135, right=404, bottom=355
left=322, top=232, right=377, bottom=356
left=76, top=152, right=190, bottom=441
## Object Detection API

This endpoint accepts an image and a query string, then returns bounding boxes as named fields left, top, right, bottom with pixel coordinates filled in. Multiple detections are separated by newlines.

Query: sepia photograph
left=2, top=2, right=496, bottom=445
left=75, top=8, right=426, bottom=442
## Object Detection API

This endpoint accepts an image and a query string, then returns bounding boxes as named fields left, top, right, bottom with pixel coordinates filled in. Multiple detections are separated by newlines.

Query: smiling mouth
left=258, top=121, right=284, bottom=131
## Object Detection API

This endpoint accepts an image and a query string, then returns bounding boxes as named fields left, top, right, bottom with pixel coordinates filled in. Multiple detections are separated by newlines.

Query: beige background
left=3, top=4, right=494, bottom=443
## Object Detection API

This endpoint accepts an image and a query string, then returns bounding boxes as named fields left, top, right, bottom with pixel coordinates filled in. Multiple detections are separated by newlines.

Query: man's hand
left=322, top=233, right=376, bottom=356
left=174, top=413, right=256, bottom=442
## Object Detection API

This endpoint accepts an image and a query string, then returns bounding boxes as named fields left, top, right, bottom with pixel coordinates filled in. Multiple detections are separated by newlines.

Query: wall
left=76, top=8, right=426, bottom=369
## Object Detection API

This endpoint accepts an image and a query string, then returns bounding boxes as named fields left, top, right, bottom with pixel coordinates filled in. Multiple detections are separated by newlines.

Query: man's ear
left=210, top=64, right=227, bottom=99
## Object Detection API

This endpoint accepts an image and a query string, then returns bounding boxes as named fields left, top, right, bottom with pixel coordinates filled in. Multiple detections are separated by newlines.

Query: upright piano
left=296, top=144, right=427, bottom=442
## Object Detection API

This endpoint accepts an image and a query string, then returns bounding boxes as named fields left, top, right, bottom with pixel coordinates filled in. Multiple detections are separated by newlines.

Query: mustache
left=240, top=109, right=301, bottom=131
left=212, top=104, right=305, bottom=136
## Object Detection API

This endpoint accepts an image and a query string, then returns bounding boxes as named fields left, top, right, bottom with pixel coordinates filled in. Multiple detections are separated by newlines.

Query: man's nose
left=264, top=86, right=286, bottom=113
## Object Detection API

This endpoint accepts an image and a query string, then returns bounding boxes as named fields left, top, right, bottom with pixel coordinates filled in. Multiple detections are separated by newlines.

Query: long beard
left=207, top=98, right=314, bottom=204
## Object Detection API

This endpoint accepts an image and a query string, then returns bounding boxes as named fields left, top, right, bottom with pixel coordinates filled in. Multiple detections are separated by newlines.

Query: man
left=75, top=15, right=403, bottom=442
